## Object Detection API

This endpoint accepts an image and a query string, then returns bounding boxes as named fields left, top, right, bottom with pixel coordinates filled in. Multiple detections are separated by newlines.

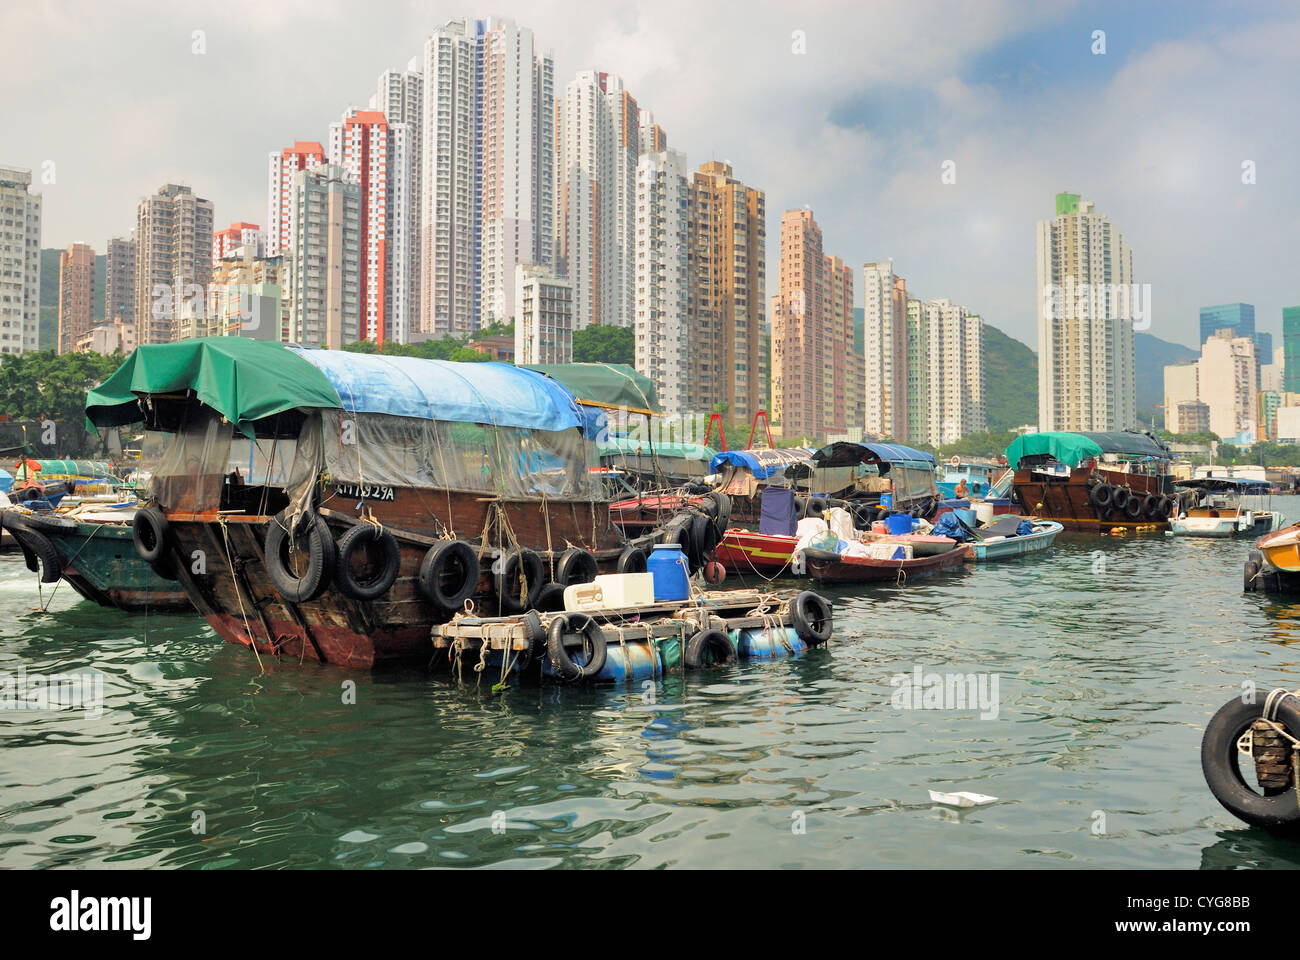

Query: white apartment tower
left=633, top=149, right=692, bottom=414
left=135, top=183, right=214, bottom=344
left=373, top=58, right=424, bottom=335
left=417, top=17, right=554, bottom=339
left=1035, top=193, right=1137, bottom=432
left=863, top=261, right=909, bottom=440
left=0, top=167, right=42, bottom=354
left=287, top=165, right=362, bottom=350
left=266, top=142, right=326, bottom=258
left=514, top=264, right=573, bottom=364
left=329, top=108, right=414, bottom=344
left=555, top=70, right=644, bottom=330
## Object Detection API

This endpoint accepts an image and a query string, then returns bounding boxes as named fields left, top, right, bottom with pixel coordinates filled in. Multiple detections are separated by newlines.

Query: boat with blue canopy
left=83, top=337, right=681, bottom=668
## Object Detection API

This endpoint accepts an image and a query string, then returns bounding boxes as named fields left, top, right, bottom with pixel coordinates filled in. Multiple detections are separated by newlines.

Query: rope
left=218, top=514, right=263, bottom=671
left=37, top=520, right=105, bottom=612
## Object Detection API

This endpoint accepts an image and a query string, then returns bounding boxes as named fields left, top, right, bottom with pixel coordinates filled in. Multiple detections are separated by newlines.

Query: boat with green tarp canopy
left=85, top=337, right=342, bottom=438
left=521, top=363, right=661, bottom=416
left=1003, top=431, right=1172, bottom=469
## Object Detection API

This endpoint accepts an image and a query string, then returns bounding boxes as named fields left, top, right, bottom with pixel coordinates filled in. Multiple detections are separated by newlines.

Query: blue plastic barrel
left=885, top=512, right=913, bottom=535
left=648, top=544, right=691, bottom=601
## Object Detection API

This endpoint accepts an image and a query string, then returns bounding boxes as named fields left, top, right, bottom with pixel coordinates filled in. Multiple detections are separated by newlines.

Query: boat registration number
left=336, top=482, right=396, bottom=502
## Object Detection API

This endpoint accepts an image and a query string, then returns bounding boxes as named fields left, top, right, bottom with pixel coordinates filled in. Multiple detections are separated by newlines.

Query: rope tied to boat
left=218, top=513, right=263, bottom=671
left=746, top=591, right=791, bottom=654
left=1256, top=688, right=1300, bottom=811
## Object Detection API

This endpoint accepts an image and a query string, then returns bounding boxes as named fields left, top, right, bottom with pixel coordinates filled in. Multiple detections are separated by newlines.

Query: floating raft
left=431, top=588, right=833, bottom=684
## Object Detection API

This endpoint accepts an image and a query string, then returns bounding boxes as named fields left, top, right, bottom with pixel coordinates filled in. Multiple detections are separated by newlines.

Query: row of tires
left=132, top=505, right=652, bottom=614
left=537, top=590, right=834, bottom=681
left=1086, top=482, right=1177, bottom=521
left=0, top=510, right=73, bottom=583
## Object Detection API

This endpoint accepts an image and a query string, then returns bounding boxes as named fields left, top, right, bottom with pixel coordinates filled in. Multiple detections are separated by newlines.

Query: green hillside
left=983, top=325, right=1038, bottom=431
left=1135, top=331, right=1196, bottom=429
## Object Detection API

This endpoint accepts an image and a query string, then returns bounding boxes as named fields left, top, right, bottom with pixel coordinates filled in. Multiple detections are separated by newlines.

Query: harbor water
left=4, top=495, right=1300, bottom=869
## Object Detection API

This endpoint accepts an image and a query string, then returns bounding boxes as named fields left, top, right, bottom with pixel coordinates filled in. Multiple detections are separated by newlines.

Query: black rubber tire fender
left=1110, top=486, right=1130, bottom=510
left=1124, top=495, right=1144, bottom=520
left=850, top=502, right=875, bottom=529
left=21, top=512, right=77, bottom=534
left=264, top=509, right=333, bottom=603
left=133, top=505, right=169, bottom=565
left=616, top=545, right=648, bottom=574
left=534, top=582, right=567, bottom=612
left=495, top=547, right=545, bottom=614
left=1142, top=495, right=1162, bottom=520
left=1201, top=694, right=1300, bottom=833
left=804, top=496, right=828, bottom=519
left=684, top=628, right=736, bottom=669
left=793, top=495, right=808, bottom=519
left=547, top=613, right=607, bottom=681
left=334, top=523, right=402, bottom=601
left=419, top=540, right=480, bottom=611
left=690, top=512, right=720, bottom=560
left=790, top=591, right=833, bottom=645
left=1089, top=483, right=1113, bottom=508
left=9, top=519, right=61, bottom=583
left=1245, top=550, right=1265, bottom=593
left=555, top=547, right=599, bottom=586
left=701, top=491, right=732, bottom=534
left=1156, top=497, right=1175, bottom=520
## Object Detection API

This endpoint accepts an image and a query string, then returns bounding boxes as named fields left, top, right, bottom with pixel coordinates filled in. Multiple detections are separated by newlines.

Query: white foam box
left=563, top=573, right=656, bottom=612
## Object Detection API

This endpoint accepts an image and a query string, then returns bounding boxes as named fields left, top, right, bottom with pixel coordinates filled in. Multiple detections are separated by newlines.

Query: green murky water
left=4, top=496, right=1300, bottom=869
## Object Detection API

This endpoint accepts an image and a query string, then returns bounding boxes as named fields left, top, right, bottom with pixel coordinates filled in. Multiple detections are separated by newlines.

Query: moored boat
left=801, top=542, right=972, bottom=584
left=1005, top=430, right=1192, bottom=533
left=1169, top=478, right=1284, bottom=538
left=85, top=338, right=697, bottom=669
left=1, top=504, right=191, bottom=611
left=966, top=519, right=1063, bottom=561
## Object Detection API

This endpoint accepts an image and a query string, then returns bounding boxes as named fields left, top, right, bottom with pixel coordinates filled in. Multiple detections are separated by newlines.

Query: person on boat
left=954, top=478, right=970, bottom=499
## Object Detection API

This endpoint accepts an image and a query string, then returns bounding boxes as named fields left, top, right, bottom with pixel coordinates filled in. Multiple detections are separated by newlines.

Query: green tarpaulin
left=86, top=338, right=342, bottom=438
left=598, top=437, right=716, bottom=461
left=1004, top=431, right=1171, bottom=469
left=522, top=363, right=661, bottom=415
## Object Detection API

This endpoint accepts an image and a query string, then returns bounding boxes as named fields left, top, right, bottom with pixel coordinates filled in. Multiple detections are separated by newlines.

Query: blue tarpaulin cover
left=709, top=447, right=815, bottom=480
left=759, top=487, right=798, bottom=536
left=290, top=348, right=584, bottom=433
left=931, top=513, right=971, bottom=541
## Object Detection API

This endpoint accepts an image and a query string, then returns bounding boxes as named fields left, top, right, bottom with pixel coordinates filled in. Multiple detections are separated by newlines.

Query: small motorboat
left=966, top=519, right=1063, bottom=561
left=801, top=541, right=972, bottom=584
left=1170, top=478, right=1284, bottom=538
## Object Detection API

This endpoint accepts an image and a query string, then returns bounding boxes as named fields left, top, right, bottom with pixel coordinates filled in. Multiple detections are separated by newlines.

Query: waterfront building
left=57, top=242, right=95, bottom=355
left=633, top=149, right=691, bottom=413
left=135, top=183, right=214, bottom=344
left=514, top=264, right=573, bottom=365
left=0, top=166, right=42, bottom=354
left=105, top=235, right=136, bottom=322
left=1035, top=193, right=1136, bottom=431
left=266, top=141, right=326, bottom=258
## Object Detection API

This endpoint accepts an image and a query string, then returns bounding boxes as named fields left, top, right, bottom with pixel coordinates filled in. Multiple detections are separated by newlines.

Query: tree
left=0, top=350, right=126, bottom=456
left=572, top=324, right=634, bottom=365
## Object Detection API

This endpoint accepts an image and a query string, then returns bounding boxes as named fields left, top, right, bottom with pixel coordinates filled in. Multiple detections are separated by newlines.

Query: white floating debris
left=928, top=790, right=998, bottom=808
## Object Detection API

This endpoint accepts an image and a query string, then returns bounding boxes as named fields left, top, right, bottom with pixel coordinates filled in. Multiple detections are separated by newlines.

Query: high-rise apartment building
left=105, top=235, right=136, bottom=322
left=770, top=209, right=826, bottom=440
left=555, top=70, right=644, bottom=330
left=329, top=108, right=413, bottom=344
left=212, top=222, right=263, bottom=264
left=633, top=149, right=692, bottom=413
left=135, top=183, right=214, bottom=344
left=267, top=142, right=326, bottom=258
left=0, top=166, right=42, bottom=354
left=57, top=242, right=95, bottom=355
left=863, top=261, right=909, bottom=440
left=823, top=255, right=855, bottom=436
left=514, top=264, right=573, bottom=364
left=899, top=295, right=985, bottom=445
left=1199, top=330, right=1257, bottom=443
left=373, top=58, right=424, bottom=337
left=286, top=165, right=362, bottom=349
left=687, top=161, right=766, bottom=420
left=416, top=17, right=554, bottom=339
left=1035, top=193, right=1136, bottom=432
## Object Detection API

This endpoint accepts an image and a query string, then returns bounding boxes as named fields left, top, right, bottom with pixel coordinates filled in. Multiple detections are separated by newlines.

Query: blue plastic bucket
left=648, top=544, right=691, bottom=601
left=885, top=513, right=913, bottom=535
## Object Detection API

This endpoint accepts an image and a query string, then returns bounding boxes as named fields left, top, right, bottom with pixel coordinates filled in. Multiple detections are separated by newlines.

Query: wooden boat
left=1005, top=431, right=1194, bottom=533
left=967, top=520, right=1063, bottom=561
left=1169, top=478, right=1284, bottom=538
left=1, top=505, right=191, bottom=611
left=1254, top=522, right=1300, bottom=574
left=801, top=542, right=972, bottom=583
left=85, top=338, right=698, bottom=669
left=715, top=528, right=799, bottom=575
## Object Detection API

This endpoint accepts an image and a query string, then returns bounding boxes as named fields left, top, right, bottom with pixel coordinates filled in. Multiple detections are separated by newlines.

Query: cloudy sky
left=3, top=0, right=1296, bottom=351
